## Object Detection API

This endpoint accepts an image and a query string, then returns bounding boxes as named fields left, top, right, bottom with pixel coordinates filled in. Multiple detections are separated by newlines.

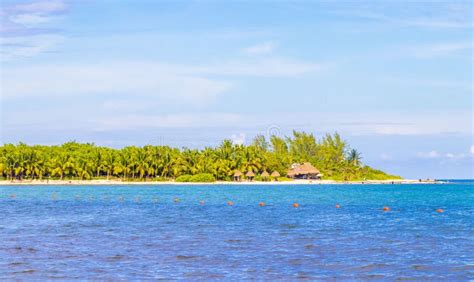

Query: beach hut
left=246, top=170, right=255, bottom=181
left=287, top=162, right=321, bottom=180
left=233, top=170, right=242, bottom=182
left=271, top=171, right=280, bottom=181
left=261, top=170, right=270, bottom=181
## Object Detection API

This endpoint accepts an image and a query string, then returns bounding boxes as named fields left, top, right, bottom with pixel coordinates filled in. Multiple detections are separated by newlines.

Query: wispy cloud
left=417, top=150, right=440, bottom=159
left=1, top=0, right=69, bottom=60
left=243, top=41, right=276, bottom=55
left=231, top=133, right=246, bottom=145
left=96, top=113, right=244, bottom=130
left=380, top=153, right=393, bottom=161
left=11, top=0, right=67, bottom=14
left=380, top=76, right=472, bottom=90
left=0, top=34, right=64, bottom=60
left=185, top=58, right=325, bottom=77
left=2, top=62, right=233, bottom=104
left=328, top=2, right=473, bottom=30
left=2, top=58, right=323, bottom=100
left=417, top=146, right=474, bottom=160
left=408, top=42, right=472, bottom=58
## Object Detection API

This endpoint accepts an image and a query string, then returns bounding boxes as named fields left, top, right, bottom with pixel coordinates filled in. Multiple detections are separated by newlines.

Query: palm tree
left=50, top=151, right=75, bottom=180
left=76, top=157, right=93, bottom=180
left=347, top=149, right=362, bottom=167
left=0, top=130, right=397, bottom=182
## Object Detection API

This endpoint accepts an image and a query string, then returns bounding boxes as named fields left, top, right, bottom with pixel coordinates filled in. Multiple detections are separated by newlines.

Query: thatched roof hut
left=261, top=171, right=270, bottom=178
left=233, top=170, right=242, bottom=181
left=287, top=162, right=321, bottom=179
left=246, top=171, right=255, bottom=177
left=246, top=170, right=255, bottom=181
left=271, top=171, right=280, bottom=178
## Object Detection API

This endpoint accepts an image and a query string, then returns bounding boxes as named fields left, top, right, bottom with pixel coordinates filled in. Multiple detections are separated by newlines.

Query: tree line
left=0, top=131, right=400, bottom=181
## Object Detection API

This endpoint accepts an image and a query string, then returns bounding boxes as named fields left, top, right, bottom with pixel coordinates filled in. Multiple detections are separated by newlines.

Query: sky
left=0, top=0, right=473, bottom=179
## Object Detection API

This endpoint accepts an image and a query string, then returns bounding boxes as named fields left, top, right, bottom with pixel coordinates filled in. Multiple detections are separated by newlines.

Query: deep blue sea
left=1, top=181, right=473, bottom=280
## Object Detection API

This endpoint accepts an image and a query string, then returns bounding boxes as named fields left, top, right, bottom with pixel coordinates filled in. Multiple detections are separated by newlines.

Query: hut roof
left=234, top=170, right=242, bottom=177
left=287, top=162, right=320, bottom=176
left=271, top=171, right=280, bottom=177
left=246, top=171, right=255, bottom=177
left=261, top=171, right=270, bottom=177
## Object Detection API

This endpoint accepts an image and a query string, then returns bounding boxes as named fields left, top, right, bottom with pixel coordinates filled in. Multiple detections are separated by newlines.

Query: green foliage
left=0, top=131, right=400, bottom=181
left=189, top=173, right=216, bottom=183
left=175, top=175, right=192, bottom=182
left=277, top=177, right=293, bottom=182
left=153, top=176, right=172, bottom=182
left=175, top=173, right=216, bottom=183
left=254, top=174, right=270, bottom=182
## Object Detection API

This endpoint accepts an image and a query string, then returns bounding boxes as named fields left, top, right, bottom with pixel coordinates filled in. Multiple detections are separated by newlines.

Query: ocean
left=1, top=180, right=473, bottom=280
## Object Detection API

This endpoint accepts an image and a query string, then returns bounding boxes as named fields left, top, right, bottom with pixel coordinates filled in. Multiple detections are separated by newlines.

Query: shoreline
left=0, top=179, right=441, bottom=186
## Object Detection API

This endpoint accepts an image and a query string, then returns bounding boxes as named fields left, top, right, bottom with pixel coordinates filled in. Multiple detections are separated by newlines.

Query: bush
left=189, top=173, right=216, bottom=183
left=277, top=177, right=293, bottom=182
left=153, top=176, right=171, bottom=182
left=175, top=173, right=216, bottom=183
left=175, top=175, right=192, bottom=182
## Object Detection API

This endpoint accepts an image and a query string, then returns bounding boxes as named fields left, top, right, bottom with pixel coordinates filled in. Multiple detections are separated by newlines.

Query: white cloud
left=2, top=62, right=231, bottom=100
left=405, top=18, right=473, bottom=29
left=96, top=113, right=243, bottom=130
left=12, top=0, right=67, bottom=14
left=409, top=42, right=472, bottom=58
left=9, top=13, right=53, bottom=26
left=380, top=76, right=472, bottom=91
left=231, top=133, right=246, bottom=145
left=380, top=153, right=393, bottom=161
left=243, top=41, right=276, bottom=55
left=330, top=3, right=473, bottom=30
left=186, top=58, right=325, bottom=77
left=417, top=150, right=472, bottom=160
left=470, top=145, right=474, bottom=155
left=2, top=58, right=323, bottom=100
left=417, top=150, right=440, bottom=159
left=1, top=0, right=69, bottom=61
left=1, top=34, right=64, bottom=61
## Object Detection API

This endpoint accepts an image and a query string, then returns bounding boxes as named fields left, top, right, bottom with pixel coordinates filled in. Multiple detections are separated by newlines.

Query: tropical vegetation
left=0, top=131, right=401, bottom=181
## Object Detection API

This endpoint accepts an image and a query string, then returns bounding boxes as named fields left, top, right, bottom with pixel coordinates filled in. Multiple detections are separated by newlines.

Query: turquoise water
left=1, top=181, right=473, bottom=280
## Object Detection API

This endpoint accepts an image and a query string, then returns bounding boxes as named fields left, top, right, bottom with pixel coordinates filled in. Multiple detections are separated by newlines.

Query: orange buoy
left=259, top=202, right=265, bottom=207
left=436, top=208, right=444, bottom=213
left=335, top=204, right=341, bottom=209
left=383, top=206, right=390, bottom=212
left=227, top=201, right=234, bottom=206
left=199, top=200, right=205, bottom=205
left=293, top=203, right=300, bottom=208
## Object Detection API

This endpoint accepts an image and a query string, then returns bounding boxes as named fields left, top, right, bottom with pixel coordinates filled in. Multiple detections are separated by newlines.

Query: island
left=0, top=131, right=428, bottom=185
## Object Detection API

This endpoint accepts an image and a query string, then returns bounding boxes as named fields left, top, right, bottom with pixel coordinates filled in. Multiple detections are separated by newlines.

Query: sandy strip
left=0, top=179, right=440, bottom=186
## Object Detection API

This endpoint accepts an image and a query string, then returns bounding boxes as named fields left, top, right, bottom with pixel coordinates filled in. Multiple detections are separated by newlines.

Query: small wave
left=107, top=254, right=126, bottom=261
left=176, top=255, right=199, bottom=260
left=225, top=239, right=250, bottom=244
left=357, top=263, right=389, bottom=271
left=12, top=269, right=35, bottom=274
left=280, top=224, right=298, bottom=229
left=412, top=264, right=430, bottom=271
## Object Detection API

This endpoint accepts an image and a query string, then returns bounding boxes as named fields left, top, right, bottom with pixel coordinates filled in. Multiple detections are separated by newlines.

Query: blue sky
left=1, top=0, right=473, bottom=178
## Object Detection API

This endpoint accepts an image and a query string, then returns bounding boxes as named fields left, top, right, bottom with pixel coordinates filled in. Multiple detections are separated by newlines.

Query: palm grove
left=0, top=131, right=400, bottom=181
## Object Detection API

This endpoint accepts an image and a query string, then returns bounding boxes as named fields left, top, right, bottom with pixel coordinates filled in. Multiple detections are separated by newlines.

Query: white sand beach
left=0, top=179, right=440, bottom=186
